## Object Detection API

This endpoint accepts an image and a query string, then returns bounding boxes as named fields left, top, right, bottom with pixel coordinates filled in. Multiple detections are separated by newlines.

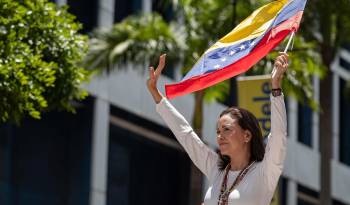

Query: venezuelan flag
left=165, top=0, right=307, bottom=99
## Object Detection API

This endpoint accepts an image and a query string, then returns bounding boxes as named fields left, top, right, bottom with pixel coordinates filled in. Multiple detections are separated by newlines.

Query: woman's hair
left=217, top=107, right=265, bottom=170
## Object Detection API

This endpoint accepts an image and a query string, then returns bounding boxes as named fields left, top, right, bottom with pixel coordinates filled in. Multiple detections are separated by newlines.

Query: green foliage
left=0, top=0, right=90, bottom=123
left=302, top=0, right=350, bottom=54
left=84, top=13, right=185, bottom=72
left=248, top=35, right=326, bottom=111
left=203, top=80, right=229, bottom=103
left=302, top=0, right=350, bottom=101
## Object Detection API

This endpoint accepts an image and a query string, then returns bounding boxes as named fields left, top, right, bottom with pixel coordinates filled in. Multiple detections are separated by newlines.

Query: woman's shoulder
left=207, top=164, right=224, bottom=183
left=248, top=161, right=264, bottom=178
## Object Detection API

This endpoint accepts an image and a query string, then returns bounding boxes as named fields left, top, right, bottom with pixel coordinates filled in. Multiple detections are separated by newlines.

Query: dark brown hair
left=217, top=107, right=265, bottom=170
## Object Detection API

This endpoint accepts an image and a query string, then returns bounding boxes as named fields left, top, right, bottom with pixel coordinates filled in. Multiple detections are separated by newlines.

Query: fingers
left=149, top=54, right=166, bottom=82
left=282, top=62, right=289, bottom=70
left=278, top=52, right=289, bottom=65
left=279, top=52, right=289, bottom=71
left=275, top=61, right=283, bottom=68
left=155, top=54, right=166, bottom=76
left=274, top=53, right=289, bottom=71
left=272, top=52, right=289, bottom=81
left=276, top=56, right=287, bottom=66
left=149, top=66, right=155, bottom=79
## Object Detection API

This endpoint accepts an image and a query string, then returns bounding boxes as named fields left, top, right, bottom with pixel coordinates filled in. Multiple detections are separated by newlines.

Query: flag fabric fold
left=165, top=0, right=307, bottom=99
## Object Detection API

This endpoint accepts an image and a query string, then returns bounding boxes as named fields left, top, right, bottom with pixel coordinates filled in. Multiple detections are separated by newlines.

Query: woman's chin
left=219, top=148, right=228, bottom=156
left=219, top=143, right=229, bottom=150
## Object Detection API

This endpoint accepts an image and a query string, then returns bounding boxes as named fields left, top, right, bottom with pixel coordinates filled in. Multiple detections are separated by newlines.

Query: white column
left=98, top=0, right=115, bottom=28
left=142, top=0, right=152, bottom=13
left=56, top=0, right=67, bottom=7
left=287, top=179, right=297, bottom=205
left=312, top=76, right=320, bottom=151
left=90, top=98, right=110, bottom=205
left=288, top=96, right=298, bottom=142
left=286, top=97, right=298, bottom=205
left=332, top=73, right=340, bottom=161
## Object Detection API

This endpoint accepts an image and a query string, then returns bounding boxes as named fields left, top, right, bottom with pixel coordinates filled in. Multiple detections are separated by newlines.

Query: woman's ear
left=244, top=130, right=252, bottom=143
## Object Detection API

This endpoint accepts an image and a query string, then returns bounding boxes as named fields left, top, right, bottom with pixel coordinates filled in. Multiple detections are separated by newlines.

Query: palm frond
left=84, top=13, right=186, bottom=72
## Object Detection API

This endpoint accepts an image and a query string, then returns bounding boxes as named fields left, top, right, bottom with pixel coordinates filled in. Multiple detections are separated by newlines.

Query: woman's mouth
left=219, top=142, right=228, bottom=147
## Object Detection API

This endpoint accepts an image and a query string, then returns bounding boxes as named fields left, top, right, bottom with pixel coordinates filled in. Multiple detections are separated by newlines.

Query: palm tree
left=83, top=13, right=185, bottom=72
left=84, top=1, right=326, bottom=204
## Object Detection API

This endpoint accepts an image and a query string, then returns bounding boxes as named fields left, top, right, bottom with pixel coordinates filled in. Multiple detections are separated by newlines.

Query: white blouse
left=156, top=94, right=287, bottom=205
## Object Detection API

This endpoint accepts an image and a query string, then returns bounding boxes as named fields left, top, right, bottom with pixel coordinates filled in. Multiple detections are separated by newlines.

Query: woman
left=147, top=53, right=288, bottom=205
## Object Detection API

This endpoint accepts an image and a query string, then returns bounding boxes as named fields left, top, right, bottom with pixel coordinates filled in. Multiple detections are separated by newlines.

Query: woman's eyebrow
left=219, top=124, right=233, bottom=129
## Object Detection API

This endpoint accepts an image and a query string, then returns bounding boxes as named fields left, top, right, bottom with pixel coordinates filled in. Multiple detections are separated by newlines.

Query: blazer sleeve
left=156, top=97, right=219, bottom=180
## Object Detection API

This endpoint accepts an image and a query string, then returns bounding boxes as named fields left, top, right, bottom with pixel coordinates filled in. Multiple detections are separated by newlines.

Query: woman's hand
left=147, top=54, right=166, bottom=103
left=271, top=52, right=289, bottom=89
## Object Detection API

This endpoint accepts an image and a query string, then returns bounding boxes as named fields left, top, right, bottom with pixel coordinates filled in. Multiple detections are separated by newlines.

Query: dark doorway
left=107, top=120, right=190, bottom=205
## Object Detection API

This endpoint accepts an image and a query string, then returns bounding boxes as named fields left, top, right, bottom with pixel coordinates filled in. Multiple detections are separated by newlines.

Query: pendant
left=231, top=189, right=240, bottom=199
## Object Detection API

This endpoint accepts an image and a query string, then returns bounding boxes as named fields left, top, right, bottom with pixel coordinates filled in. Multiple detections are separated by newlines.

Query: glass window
left=67, top=0, right=98, bottom=33
left=339, top=78, right=350, bottom=166
left=280, top=177, right=288, bottom=205
left=297, top=184, right=319, bottom=205
left=340, top=57, right=350, bottom=72
left=152, top=0, right=174, bottom=22
left=285, top=98, right=290, bottom=138
left=0, top=98, right=94, bottom=205
left=333, top=199, right=348, bottom=205
left=270, top=177, right=288, bottom=205
left=0, top=125, right=11, bottom=205
left=297, top=100, right=313, bottom=147
left=114, top=0, right=142, bottom=22
left=162, top=65, right=176, bottom=79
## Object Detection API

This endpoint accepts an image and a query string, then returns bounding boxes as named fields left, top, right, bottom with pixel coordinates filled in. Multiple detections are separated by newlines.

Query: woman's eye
left=223, top=128, right=230, bottom=132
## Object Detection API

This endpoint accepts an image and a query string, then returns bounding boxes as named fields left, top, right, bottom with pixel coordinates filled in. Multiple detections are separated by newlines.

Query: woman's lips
left=219, top=142, right=228, bottom=146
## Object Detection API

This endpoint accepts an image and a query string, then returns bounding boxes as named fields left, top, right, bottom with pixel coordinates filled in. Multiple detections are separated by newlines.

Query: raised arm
left=147, top=54, right=218, bottom=180
left=261, top=53, right=288, bottom=192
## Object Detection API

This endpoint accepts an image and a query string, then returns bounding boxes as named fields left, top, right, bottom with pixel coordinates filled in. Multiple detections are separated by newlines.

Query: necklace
left=217, top=161, right=256, bottom=205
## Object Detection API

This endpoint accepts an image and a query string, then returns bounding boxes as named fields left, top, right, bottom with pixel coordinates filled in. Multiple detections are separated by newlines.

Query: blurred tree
left=0, top=0, right=89, bottom=124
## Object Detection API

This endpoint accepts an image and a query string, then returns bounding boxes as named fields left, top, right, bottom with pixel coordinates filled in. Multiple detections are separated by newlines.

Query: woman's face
left=216, top=114, right=250, bottom=156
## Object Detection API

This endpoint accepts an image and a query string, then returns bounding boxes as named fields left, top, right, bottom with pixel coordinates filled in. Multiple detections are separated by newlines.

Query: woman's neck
left=229, top=151, right=251, bottom=171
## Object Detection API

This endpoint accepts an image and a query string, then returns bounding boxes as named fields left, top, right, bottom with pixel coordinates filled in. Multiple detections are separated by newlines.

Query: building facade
left=1, top=0, right=350, bottom=205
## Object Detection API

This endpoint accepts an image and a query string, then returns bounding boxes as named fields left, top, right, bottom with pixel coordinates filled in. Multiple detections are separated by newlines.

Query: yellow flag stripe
left=206, top=0, right=288, bottom=53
